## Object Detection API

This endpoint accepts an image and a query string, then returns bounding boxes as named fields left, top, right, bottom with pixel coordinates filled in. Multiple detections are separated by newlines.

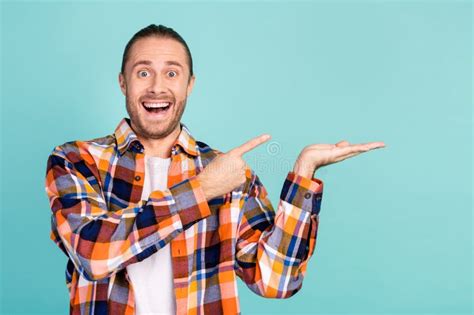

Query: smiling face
left=119, top=36, right=195, bottom=140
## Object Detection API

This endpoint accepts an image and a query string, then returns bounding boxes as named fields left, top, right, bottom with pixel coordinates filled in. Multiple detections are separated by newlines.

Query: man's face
left=119, top=36, right=195, bottom=139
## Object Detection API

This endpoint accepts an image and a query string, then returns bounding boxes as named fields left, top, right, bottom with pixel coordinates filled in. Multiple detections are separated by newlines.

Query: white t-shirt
left=109, top=155, right=176, bottom=314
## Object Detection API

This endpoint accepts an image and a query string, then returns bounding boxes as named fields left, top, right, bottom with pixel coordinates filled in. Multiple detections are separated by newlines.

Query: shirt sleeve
left=234, top=168, right=323, bottom=298
left=44, top=147, right=211, bottom=281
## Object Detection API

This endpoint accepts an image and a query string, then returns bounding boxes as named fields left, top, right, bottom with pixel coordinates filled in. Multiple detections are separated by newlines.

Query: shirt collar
left=113, top=117, right=198, bottom=157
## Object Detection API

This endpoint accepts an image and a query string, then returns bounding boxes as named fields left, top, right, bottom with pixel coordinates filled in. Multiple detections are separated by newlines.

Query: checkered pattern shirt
left=44, top=117, right=324, bottom=314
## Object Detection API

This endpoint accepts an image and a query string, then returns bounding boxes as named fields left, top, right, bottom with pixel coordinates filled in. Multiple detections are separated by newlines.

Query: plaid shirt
left=44, top=117, right=324, bottom=315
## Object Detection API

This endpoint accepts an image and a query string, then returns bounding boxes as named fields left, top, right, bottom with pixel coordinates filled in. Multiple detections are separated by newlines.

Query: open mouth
left=141, top=101, right=173, bottom=114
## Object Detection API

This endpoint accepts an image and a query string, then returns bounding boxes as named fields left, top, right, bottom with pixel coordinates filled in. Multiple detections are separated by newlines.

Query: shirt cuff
left=149, top=175, right=211, bottom=229
left=280, top=171, right=324, bottom=215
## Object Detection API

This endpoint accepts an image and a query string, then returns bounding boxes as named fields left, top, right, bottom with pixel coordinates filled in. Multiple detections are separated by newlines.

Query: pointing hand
left=197, top=134, right=271, bottom=200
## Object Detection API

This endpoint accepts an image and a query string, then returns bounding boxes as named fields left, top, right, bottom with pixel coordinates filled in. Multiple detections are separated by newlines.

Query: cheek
left=175, top=84, right=190, bottom=99
left=127, top=85, right=145, bottom=101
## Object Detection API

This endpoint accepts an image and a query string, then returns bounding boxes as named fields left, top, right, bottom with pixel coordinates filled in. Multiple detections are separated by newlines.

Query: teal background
left=1, top=1, right=472, bottom=314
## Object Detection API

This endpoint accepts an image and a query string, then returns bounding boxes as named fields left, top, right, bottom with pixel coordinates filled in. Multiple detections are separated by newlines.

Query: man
left=44, top=24, right=385, bottom=315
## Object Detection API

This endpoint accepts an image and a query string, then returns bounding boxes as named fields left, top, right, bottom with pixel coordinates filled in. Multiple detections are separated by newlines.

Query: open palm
left=293, top=140, right=386, bottom=177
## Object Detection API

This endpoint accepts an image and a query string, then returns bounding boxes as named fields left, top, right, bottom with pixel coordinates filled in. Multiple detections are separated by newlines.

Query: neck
left=137, top=124, right=181, bottom=158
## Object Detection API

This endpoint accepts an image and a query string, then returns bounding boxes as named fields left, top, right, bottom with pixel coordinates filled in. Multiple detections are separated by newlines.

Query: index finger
left=228, top=134, right=271, bottom=156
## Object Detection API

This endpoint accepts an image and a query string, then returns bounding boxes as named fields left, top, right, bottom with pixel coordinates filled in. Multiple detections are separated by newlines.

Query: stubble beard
left=125, top=94, right=187, bottom=140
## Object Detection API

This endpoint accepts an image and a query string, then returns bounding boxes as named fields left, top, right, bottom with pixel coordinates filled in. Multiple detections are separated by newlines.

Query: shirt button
left=134, top=175, right=141, bottom=181
left=304, top=192, right=312, bottom=199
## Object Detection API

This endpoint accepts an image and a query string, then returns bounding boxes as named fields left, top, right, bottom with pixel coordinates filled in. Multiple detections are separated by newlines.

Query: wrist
left=293, top=160, right=318, bottom=179
left=196, top=175, right=212, bottom=201
left=292, top=166, right=313, bottom=179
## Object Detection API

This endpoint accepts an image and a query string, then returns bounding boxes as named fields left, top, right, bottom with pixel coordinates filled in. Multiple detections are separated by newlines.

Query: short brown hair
left=121, top=24, right=193, bottom=78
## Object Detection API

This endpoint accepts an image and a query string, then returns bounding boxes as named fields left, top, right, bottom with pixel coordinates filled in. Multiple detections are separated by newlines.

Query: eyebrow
left=131, top=60, right=184, bottom=70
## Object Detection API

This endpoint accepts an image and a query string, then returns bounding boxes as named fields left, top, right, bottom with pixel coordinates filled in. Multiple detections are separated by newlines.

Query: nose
left=147, top=74, right=167, bottom=94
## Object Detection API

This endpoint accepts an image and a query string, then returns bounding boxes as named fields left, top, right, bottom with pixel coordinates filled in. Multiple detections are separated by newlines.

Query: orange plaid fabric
left=44, top=117, right=324, bottom=314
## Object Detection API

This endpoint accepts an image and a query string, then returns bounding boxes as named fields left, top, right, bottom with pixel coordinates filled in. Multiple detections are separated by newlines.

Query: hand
left=293, top=140, right=386, bottom=178
left=197, top=134, right=271, bottom=200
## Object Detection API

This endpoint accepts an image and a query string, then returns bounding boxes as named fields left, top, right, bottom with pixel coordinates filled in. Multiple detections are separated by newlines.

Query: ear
left=186, top=74, right=196, bottom=97
left=118, top=72, right=126, bottom=96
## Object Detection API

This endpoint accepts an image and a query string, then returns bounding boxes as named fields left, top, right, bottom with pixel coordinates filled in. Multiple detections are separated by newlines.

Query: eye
left=138, top=70, right=150, bottom=78
left=167, top=70, right=177, bottom=78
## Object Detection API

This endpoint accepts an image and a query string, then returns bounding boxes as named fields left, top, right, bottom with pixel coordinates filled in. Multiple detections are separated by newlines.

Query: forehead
left=127, top=37, right=188, bottom=66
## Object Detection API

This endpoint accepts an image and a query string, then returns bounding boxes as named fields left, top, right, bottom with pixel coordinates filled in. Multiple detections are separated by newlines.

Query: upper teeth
left=144, top=102, right=170, bottom=108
